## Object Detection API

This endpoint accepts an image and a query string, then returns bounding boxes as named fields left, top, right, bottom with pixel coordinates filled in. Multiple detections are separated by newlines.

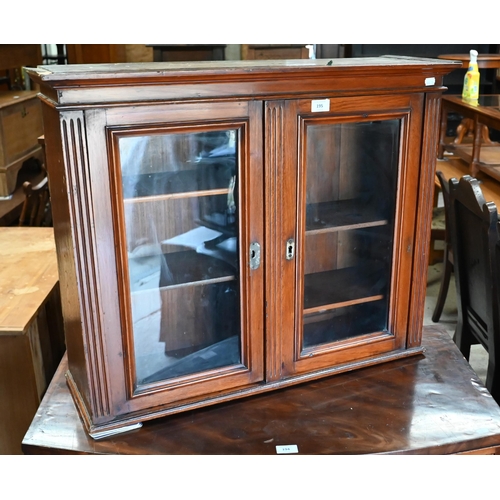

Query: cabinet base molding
left=68, top=345, right=424, bottom=439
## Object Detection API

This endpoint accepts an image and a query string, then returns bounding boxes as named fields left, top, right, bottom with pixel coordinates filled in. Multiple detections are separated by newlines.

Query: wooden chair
left=18, top=176, right=52, bottom=227
left=449, top=175, right=500, bottom=403
left=429, top=183, right=446, bottom=266
left=431, top=171, right=454, bottom=322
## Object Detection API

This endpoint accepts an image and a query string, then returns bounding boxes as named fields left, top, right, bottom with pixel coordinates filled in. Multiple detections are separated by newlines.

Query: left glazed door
left=103, top=100, right=265, bottom=411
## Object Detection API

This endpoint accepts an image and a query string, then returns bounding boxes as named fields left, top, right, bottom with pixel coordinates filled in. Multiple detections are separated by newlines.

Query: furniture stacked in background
left=65, top=44, right=126, bottom=64
left=148, top=45, right=226, bottom=62
left=438, top=95, right=500, bottom=179
left=0, top=44, right=42, bottom=91
left=0, top=91, right=44, bottom=199
left=0, top=227, right=65, bottom=454
left=241, top=45, right=309, bottom=60
left=0, top=46, right=46, bottom=226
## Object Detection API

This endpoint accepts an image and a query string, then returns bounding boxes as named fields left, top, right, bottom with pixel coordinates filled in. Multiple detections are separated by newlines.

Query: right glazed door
left=267, top=94, right=426, bottom=379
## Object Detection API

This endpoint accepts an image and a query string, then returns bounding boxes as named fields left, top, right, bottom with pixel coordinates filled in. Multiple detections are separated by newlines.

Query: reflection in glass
left=302, top=119, right=400, bottom=349
left=118, top=129, right=241, bottom=386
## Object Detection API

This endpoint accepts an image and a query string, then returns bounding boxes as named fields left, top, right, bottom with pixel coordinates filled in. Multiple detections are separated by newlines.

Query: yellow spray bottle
left=462, top=49, right=480, bottom=104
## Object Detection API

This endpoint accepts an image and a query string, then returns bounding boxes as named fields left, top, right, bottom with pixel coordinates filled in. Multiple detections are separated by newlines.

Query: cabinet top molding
left=26, top=57, right=460, bottom=106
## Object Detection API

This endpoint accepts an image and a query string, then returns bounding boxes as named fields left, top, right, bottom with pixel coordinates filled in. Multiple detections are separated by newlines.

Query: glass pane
left=302, top=119, right=400, bottom=349
left=118, top=129, right=241, bottom=386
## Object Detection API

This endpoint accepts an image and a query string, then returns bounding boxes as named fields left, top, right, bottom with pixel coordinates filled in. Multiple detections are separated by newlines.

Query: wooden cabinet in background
left=148, top=45, right=226, bottom=62
left=242, top=44, right=309, bottom=60
left=0, top=91, right=43, bottom=197
left=66, top=44, right=126, bottom=64
left=27, top=56, right=457, bottom=438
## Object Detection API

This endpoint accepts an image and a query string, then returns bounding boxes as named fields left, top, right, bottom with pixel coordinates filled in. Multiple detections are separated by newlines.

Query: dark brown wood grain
left=22, top=326, right=500, bottom=455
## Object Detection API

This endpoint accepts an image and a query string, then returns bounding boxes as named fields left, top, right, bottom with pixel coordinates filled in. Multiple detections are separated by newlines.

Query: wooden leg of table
left=438, top=106, right=449, bottom=159
left=482, top=125, right=493, bottom=145
left=454, top=118, right=473, bottom=145
left=470, top=119, right=482, bottom=177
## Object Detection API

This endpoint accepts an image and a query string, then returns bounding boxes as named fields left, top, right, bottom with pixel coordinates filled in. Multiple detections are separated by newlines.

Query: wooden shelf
left=124, top=188, right=230, bottom=204
left=122, top=157, right=235, bottom=202
left=305, top=199, right=389, bottom=235
left=303, top=263, right=386, bottom=314
left=130, top=250, right=236, bottom=291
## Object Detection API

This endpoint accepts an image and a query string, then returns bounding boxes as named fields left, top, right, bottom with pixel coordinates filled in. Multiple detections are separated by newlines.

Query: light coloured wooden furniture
left=0, top=91, right=43, bottom=197
left=0, top=227, right=65, bottom=454
left=242, top=44, right=309, bottom=60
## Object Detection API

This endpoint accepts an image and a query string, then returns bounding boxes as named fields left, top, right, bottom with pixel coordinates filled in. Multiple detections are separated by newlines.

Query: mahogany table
left=22, top=325, right=500, bottom=455
left=438, top=95, right=500, bottom=179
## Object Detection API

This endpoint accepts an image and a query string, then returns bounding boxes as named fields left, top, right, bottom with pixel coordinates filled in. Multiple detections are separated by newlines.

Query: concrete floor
left=424, top=261, right=489, bottom=385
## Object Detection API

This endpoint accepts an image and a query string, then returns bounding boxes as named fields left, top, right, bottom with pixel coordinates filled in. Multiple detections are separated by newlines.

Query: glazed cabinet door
left=266, top=94, right=425, bottom=379
left=83, top=100, right=265, bottom=416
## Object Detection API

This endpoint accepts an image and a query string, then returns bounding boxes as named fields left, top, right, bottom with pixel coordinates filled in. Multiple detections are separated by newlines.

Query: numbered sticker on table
left=276, top=444, right=299, bottom=454
left=311, top=99, right=330, bottom=112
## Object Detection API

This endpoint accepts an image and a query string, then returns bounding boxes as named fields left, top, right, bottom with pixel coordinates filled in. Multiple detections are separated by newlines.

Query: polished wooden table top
left=443, top=94, right=500, bottom=122
left=0, top=227, right=58, bottom=334
left=22, top=325, right=500, bottom=454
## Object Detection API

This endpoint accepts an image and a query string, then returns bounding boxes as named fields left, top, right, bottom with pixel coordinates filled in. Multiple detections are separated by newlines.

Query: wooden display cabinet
left=27, top=57, right=458, bottom=438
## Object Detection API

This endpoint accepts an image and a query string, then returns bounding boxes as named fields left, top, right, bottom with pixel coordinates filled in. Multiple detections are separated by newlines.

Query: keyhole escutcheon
left=249, top=242, right=261, bottom=270
left=286, top=238, right=295, bottom=260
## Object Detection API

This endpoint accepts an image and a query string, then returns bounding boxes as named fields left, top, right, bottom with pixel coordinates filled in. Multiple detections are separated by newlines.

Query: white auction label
left=276, top=444, right=299, bottom=454
left=311, top=99, right=330, bottom=112
left=425, top=77, right=436, bottom=86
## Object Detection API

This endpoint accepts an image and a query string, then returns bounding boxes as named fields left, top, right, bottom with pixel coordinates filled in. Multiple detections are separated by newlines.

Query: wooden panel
left=0, top=44, right=42, bottom=71
left=149, top=45, right=226, bottom=62
left=0, top=91, right=43, bottom=196
left=0, top=91, right=43, bottom=166
left=125, top=45, right=153, bottom=63
left=66, top=44, right=126, bottom=64
left=242, top=44, right=309, bottom=60
left=0, top=335, right=40, bottom=454
left=264, top=100, right=298, bottom=381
